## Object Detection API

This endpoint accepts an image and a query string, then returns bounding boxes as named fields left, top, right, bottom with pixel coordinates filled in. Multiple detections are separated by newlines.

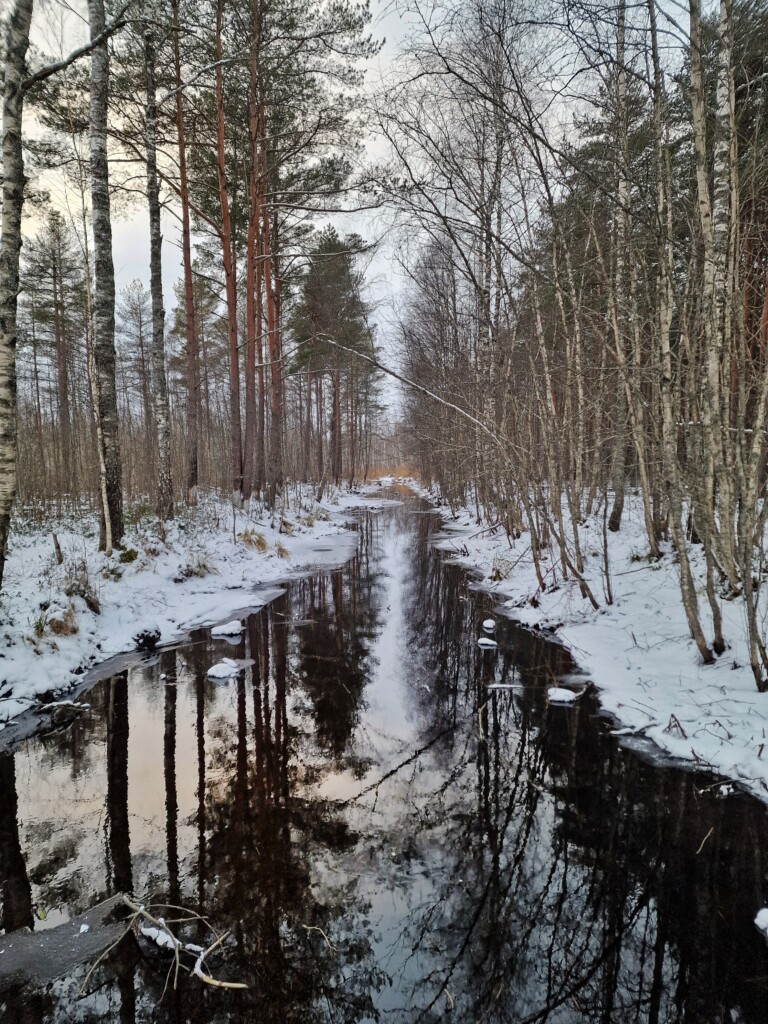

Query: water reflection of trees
left=391, top=507, right=768, bottom=1023
left=197, top=580, right=386, bottom=1023
left=292, top=513, right=384, bottom=768
left=4, top=500, right=768, bottom=1023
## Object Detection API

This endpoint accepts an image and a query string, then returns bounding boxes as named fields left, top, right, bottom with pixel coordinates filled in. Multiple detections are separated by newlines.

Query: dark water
left=2, top=493, right=768, bottom=1023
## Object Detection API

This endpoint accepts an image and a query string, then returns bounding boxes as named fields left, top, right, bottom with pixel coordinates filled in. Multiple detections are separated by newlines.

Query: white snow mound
left=211, top=620, right=245, bottom=637
left=548, top=687, right=580, bottom=703
left=477, top=637, right=498, bottom=649
left=207, top=657, right=252, bottom=679
left=483, top=618, right=496, bottom=631
left=755, top=908, right=768, bottom=933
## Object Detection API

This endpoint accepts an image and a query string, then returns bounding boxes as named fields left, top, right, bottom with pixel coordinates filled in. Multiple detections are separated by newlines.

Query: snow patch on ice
left=211, top=619, right=244, bottom=637
left=548, top=687, right=580, bottom=703
left=207, top=657, right=254, bottom=680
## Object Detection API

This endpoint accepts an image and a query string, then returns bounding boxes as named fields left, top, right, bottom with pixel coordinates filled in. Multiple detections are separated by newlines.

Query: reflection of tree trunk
left=648, top=875, right=669, bottom=1024
left=332, top=570, right=344, bottom=658
left=249, top=614, right=265, bottom=808
left=107, top=672, right=132, bottom=894
left=272, top=595, right=289, bottom=806
left=233, top=675, right=248, bottom=931
left=0, top=754, right=33, bottom=932
left=116, top=941, right=136, bottom=1024
left=163, top=652, right=179, bottom=905
left=261, top=608, right=274, bottom=801
left=2, top=991, right=44, bottom=1024
left=195, top=658, right=206, bottom=915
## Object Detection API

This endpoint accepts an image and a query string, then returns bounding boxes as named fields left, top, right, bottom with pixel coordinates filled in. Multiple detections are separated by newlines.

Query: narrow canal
left=1, top=491, right=767, bottom=1022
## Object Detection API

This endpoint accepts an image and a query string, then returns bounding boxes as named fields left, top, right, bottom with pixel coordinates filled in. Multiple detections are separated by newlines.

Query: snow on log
left=477, top=637, right=498, bottom=649
left=482, top=618, right=496, bottom=631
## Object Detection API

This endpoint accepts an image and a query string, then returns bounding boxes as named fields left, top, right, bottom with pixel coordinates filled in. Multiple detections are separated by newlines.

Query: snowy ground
left=0, top=487, right=398, bottom=729
left=6, top=475, right=768, bottom=806
left=403, top=479, right=768, bottom=806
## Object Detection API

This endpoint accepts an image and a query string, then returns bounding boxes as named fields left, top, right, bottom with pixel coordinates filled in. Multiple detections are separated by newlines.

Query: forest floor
left=0, top=486, right=397, bottom=729
left=403, top=478, right=768, bottom=805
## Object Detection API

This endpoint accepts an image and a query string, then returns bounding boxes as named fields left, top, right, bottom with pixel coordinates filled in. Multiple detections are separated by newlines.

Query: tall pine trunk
left=259, top=108, right=282, bottom=506
left=243, top=0, right=262, bottom=499
left=51, top=249, right=73, bottom=490
left=215, top=0, right=242, bottom=506
left=171, top=0, right=199, bottom=504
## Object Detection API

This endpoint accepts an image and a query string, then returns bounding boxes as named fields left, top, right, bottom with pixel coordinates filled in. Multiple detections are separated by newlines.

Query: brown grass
left=241, top=529, right=268, bottom=553
left=49, top=605, right=78, bottom=636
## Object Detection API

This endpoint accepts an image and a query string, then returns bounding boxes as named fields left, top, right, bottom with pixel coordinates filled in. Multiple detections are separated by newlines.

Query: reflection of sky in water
left=1, top=494, right=768, bottom=1023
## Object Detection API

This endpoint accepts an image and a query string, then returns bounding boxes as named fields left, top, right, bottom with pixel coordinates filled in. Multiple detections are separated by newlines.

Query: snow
left=754, top=908, right=768, bottom=933
left=206, top=657, right=253, bottom=680
left=482, top=618, right=496, bottom=631
left=401, top=478, right=768, bottom=806
left=139, top=921, right=179, bottom=950
left=0, top=487, right=390, bottom=730
left=79, top=924, right=90, bottom=935
left=11, top=473, right=768, bottom=810
left=210, top=619, right=245, bottom=637
left=548, top=687, right=580, bottom=703
left=477, top=637, right=498, bottom=649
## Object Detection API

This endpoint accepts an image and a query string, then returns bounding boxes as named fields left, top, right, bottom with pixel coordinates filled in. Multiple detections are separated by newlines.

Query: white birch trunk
left=144, top=24, right=173, bottom=520
left=88, top=0, right=124, bottom=547
left=0, top=0, right=34, bottom=589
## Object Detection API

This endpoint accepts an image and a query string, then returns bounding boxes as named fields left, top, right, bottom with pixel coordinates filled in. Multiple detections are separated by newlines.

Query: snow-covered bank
left=406, top=479, right=768, bottom=805
left=0, top=488, right=398, bottom=728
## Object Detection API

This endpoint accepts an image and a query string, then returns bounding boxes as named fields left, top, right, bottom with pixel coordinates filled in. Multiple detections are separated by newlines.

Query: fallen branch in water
left=81, top=895, right=247, bottom=995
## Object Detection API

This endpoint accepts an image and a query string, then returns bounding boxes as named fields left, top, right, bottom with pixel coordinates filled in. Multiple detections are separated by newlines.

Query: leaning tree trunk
left=0, top=0, right=34, bottom=591
left=144, top=25, right=173, bottom=520
left=88, top=0, right=124, bottom=548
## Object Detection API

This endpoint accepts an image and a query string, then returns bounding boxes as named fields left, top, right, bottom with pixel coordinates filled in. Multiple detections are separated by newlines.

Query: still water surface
left=1, top=493, right=768, bottom=1022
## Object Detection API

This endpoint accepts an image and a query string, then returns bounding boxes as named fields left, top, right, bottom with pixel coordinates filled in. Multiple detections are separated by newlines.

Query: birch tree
left=88, top=0, right=124, bottom=550
left=143, top=22, right=174, bottom=519
left=0, top=0, right=34, bottom=589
